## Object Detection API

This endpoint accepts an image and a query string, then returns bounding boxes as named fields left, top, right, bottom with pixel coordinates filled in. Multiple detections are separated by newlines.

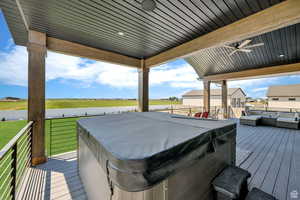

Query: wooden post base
left=31, top=156, right=47, bottom=166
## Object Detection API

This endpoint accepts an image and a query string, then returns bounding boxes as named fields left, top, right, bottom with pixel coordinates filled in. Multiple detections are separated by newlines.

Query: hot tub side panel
left=78, top=130, right=166, bottom=200
left=78, top=124, right=236, bottom=200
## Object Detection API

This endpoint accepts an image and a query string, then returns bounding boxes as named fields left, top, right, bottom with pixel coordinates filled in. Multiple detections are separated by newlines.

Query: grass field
left=0, top=120, right=27, bottom=149
left=0, top=99, right=180, bottom=110
left=0, top=118, right=77, bottom=154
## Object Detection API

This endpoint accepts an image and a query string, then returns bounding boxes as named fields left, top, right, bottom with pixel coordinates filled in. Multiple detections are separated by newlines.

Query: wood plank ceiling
left=0, top=0, right=283, bottom=59
left=186, top=23, right=300, bottom=78
left=2, top=0, right=300, bottom=79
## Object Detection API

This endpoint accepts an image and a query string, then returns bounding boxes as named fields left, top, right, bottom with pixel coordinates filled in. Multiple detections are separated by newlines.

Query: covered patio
left=16, top=123, right=300, bottom=200
left=1, top=0, right=300, bottom=200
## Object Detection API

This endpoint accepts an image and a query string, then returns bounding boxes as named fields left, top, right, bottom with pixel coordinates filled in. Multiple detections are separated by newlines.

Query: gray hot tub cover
left=77, top=112, right=236, bottom=192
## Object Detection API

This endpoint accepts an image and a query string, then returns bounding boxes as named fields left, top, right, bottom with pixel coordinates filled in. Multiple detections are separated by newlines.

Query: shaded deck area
left=18, top=123, right=300, bottom=200
left=237, top=123, right=300, bottom=200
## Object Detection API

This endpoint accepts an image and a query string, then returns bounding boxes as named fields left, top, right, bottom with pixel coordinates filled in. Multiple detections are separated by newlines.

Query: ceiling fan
left=224, top=40, right=264, bottom=56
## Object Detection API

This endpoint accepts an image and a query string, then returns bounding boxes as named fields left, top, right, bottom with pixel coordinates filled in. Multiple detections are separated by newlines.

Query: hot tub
left=77, top=112, right=236, bottom=200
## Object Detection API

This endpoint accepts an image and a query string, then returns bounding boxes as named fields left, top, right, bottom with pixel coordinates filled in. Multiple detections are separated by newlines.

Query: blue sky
left=0, top=11, right=300, bottom=99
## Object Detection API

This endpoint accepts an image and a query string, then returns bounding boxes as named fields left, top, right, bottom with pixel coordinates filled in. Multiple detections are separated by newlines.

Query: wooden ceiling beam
left=46, top=37, right=140, bottom=68
left=145, top=0, right=300, bottom=68
left=203, top=63, right=300, bottom=81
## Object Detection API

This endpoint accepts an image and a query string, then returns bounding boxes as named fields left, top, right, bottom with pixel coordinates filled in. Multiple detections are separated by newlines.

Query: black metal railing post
left=11, top=143, right=17, bottom=200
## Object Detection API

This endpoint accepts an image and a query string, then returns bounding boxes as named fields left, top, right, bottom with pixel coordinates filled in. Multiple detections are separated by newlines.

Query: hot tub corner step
left=212, top=166, right=251, bottom=200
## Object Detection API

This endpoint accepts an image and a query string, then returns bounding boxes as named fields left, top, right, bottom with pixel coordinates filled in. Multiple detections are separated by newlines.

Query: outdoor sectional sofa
left=276, top=112, right=300, bottom=129
left=240, top=111, right=300, bottom=129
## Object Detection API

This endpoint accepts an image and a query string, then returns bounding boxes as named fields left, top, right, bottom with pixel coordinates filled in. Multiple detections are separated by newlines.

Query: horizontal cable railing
left=47, top=107, right=209, bottom=156
left=248, top=106, right=300, bottom=113
left=153, top=106, right=219, bottom=117
left=46, top=114, right=106, bottom=156
left=47, top=106, right=232, bottom=156
left=0, top=121, right=33, bottom=200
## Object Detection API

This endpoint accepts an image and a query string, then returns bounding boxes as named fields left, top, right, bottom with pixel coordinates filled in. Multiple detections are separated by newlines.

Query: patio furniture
left=194, top=112, right=202, bottom=117
left=240, top=115, right=262, bottom=126
left=77, top=112, right=236, bottom=200
left=212, top=166, right=251, bottom=200
left=276, top=112, right=300, bottom=129
left=202, top=111, right=210, bottom=118
left=245, top=188, right=277, bottom=200
left=261, top=115, right=278, bottom=127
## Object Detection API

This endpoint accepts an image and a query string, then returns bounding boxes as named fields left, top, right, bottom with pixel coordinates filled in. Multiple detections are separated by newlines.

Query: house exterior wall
left=268, top=97, right=300, bottom=108
left=182, top=95, right=229, bottom=107
left=182, top=89, right=246, bottom=107
left=230, top=89, right=246, bottom=108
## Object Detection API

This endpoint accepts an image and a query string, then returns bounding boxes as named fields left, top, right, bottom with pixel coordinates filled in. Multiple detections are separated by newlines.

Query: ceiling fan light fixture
left=142, top=0, right=156, bottom=11
left=117, top=32, right=125, bottom=36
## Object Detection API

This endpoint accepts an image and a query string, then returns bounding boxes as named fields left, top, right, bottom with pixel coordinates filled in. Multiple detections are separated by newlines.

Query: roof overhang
left=1, top=0, right=300, bottom=75
left=203, top=62, right=300, bottom=81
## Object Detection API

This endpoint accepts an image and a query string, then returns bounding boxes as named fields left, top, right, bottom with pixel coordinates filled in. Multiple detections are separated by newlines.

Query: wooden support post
left=221, top=80, right=228, bottom=119
left=203, top=80, right=211, bottom=112
left=27, top=30, right=47, bottom=166
left=138, top=59, right=149, bottom=112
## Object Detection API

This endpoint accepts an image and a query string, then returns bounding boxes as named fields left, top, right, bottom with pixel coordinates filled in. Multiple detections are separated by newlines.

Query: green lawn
left=0, top=99, right=180, bottom=110
left=0, top=118, right=78, bottom=155
left=0, top=99, right=180, bottom=154
left=0, top=120, right=27, bottom=149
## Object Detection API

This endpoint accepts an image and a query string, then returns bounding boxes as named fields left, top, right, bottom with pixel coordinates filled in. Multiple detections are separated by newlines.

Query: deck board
left=17, top=151, right=87, bottom=200
left=237, top=124, right=300, bottom=200
left=17, top=123, right=300, bottom=200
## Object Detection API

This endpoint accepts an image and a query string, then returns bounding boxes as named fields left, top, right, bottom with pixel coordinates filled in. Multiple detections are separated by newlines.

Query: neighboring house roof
left=182, top=88, right=245, bottom=97
left=267, top=84, right=300, bottom=97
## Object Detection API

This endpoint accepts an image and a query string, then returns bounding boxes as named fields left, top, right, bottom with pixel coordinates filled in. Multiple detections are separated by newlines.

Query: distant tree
left=1, top=117, right=5, bottom=121
left=169, top=96, right=179, bottom=101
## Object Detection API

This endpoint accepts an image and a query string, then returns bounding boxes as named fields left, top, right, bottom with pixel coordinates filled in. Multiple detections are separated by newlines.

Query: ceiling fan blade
left=229, top=50, right=238, bottom=56
left=239, top=49, right=252, bottom=53
left=238, top=40, right=252, bottom=48
left=245, top=43, right=264, bottom=49
left=223, top=45, right=236, bottom=50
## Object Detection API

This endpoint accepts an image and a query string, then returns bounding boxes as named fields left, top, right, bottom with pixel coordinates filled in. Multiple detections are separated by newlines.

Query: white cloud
left=228, top=77, right=280, bottom=88
left=0, top=46, right=28, bottom=86
left=0, top=45, right=201, bottom=89
left=150, top=64, right=200, bottom=88
left=251, top=87, right=268, bottom=92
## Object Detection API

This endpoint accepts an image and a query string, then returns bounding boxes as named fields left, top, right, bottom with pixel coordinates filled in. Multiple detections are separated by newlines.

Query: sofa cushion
left=240, top=115, right=262, bottom=120
left=278, top=112, right=296, bottom=118
left=277, top=117, right=299, bottom=123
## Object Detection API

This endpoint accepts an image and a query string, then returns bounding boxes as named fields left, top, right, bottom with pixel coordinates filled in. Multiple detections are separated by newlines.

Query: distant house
left=267, top=84, right=300, bottom=109
left=0, top=97, right=21, bottom=101
left=182, top=88, right=246, bottom=107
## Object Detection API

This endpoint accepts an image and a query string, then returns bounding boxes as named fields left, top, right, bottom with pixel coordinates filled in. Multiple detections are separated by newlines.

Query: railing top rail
left=0, top=121, right=33, bottom=161
left=46, top=114, right=105, bottom=120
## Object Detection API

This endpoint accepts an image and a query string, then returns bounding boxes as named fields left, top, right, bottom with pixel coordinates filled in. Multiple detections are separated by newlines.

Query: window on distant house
left=289, top=98, right=296, bottom=101
left=272, top=98, right=279, bottom=101
left=231, top=98, right=236, bottom=108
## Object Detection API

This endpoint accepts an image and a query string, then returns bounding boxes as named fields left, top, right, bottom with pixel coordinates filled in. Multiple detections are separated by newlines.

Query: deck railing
left=46, top=107, right=208, bottom=156
left=47, top=114, right=104, bottom=156
left=45, top=106, right=228, bottom=156
left=248, top=106, right=300, bottom=113
left=0, top=106, right=236, bottom=199
left=0, top=121, right=33, bottom=200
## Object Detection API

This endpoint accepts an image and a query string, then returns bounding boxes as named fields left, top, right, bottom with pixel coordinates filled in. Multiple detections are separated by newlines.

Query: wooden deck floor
left=18, top=123, right=300, bottom=200
left=17, top=152, right=87, bottom=200
left=237, top=124, right=300, bottom=200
